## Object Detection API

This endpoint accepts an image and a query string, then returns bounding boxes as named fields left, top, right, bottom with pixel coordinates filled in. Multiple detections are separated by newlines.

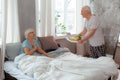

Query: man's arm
left=79, top=28, right=96, bottom=44
left=79, top=27, right=87, bottom=35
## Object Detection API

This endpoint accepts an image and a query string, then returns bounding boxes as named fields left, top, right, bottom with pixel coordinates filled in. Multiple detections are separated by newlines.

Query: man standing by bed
left=78, top=5, right=106, bottom=58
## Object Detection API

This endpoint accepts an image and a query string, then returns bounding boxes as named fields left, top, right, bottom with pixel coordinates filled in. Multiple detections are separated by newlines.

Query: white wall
left=90, top=0, right=120, bottom=54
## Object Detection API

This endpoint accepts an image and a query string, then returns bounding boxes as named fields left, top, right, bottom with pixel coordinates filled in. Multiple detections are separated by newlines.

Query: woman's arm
left=24, top=46, right=37, bottom=55
left=37, top=46, right=53, bottom=58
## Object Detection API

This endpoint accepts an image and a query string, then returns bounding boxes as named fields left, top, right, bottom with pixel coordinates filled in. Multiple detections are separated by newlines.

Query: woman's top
left=21, top=39, right=41, bottom=54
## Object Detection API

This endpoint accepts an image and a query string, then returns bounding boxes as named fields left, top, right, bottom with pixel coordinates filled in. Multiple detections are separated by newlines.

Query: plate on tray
left=66, top=37, right=79, bottom=43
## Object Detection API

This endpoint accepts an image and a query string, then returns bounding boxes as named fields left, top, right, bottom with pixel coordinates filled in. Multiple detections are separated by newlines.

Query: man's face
left=81, top=9, right=87, bottom=18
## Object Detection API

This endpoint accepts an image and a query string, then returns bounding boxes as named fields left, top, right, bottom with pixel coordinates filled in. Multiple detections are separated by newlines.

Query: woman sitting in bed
left=21, top=28, right=53, bottom=58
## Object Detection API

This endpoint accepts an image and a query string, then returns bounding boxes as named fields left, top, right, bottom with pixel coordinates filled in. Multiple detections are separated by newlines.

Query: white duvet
left=14, top=52, right=118, bottom=80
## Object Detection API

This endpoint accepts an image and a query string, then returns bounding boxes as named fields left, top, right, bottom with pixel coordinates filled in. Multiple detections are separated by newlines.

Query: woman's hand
left=36, top=46, right=54, bottom=58
left=24, top=46, right=37, bottom=55
left=33, top=46, right=37, bottom=51
left=47, top=55, right=54, bottom=58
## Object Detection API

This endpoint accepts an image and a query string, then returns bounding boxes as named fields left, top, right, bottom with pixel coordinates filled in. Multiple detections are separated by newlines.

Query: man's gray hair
left=25, top=28, right=35, bottom=39
left=82, top=5, right=91, bottom=13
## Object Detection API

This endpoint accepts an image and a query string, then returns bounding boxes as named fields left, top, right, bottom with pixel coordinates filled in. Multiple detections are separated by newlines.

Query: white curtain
left=38, top=0, right=55, bottom=37
left=6, top=0, right=20, bottom=43
left=0, top=0, right=7, bottom=79
left=0, top=0, right=20, bottom=79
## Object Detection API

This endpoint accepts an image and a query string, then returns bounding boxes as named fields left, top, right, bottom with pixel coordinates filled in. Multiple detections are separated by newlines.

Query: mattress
left=4, top=61, right=34, bottom=80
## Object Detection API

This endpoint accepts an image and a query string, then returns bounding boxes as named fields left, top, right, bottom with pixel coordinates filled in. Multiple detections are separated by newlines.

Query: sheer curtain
left=0, top=0, right=20, bottom=79
left=37, top=0, right=55, bottom=37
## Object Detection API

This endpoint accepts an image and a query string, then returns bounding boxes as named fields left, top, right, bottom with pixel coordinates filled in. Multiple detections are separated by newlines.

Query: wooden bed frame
left=4, top=71, right=17, bottom=80
left=4, top=70, right=112, bottom=80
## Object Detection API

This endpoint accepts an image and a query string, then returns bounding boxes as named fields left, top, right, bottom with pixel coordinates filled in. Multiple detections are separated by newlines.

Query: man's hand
left=78, top=39, right=84, bottom=44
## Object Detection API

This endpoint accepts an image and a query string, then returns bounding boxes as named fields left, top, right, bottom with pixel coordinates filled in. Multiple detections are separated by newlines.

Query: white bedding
left=4, top=61, right=33, bottom=80
left=14, top=52, right=118, bottom=80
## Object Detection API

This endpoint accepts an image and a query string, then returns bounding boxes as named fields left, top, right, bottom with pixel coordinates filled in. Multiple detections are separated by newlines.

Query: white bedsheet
left=14, top=52, right=118, bottom=80
left=4, top=61, right=33, bottom=80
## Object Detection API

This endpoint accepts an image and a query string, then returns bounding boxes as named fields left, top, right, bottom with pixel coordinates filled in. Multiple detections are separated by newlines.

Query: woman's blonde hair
left=25, top=28, right=35, bottom=39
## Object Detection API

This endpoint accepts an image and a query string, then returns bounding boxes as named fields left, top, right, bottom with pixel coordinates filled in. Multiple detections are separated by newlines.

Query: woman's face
left=28, top=31, right=35, bottom=39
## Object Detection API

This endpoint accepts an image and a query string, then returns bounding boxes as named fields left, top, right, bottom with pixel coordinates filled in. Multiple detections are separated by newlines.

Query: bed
left=4, top=37, right=119, bottom=80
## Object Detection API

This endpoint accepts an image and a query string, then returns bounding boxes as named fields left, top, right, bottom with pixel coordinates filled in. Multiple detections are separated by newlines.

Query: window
left=55, top=0, right=76, bottom=36
left=55, top=0, right=90, bottom=36
left=36, top=0, right=90, bottom=37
